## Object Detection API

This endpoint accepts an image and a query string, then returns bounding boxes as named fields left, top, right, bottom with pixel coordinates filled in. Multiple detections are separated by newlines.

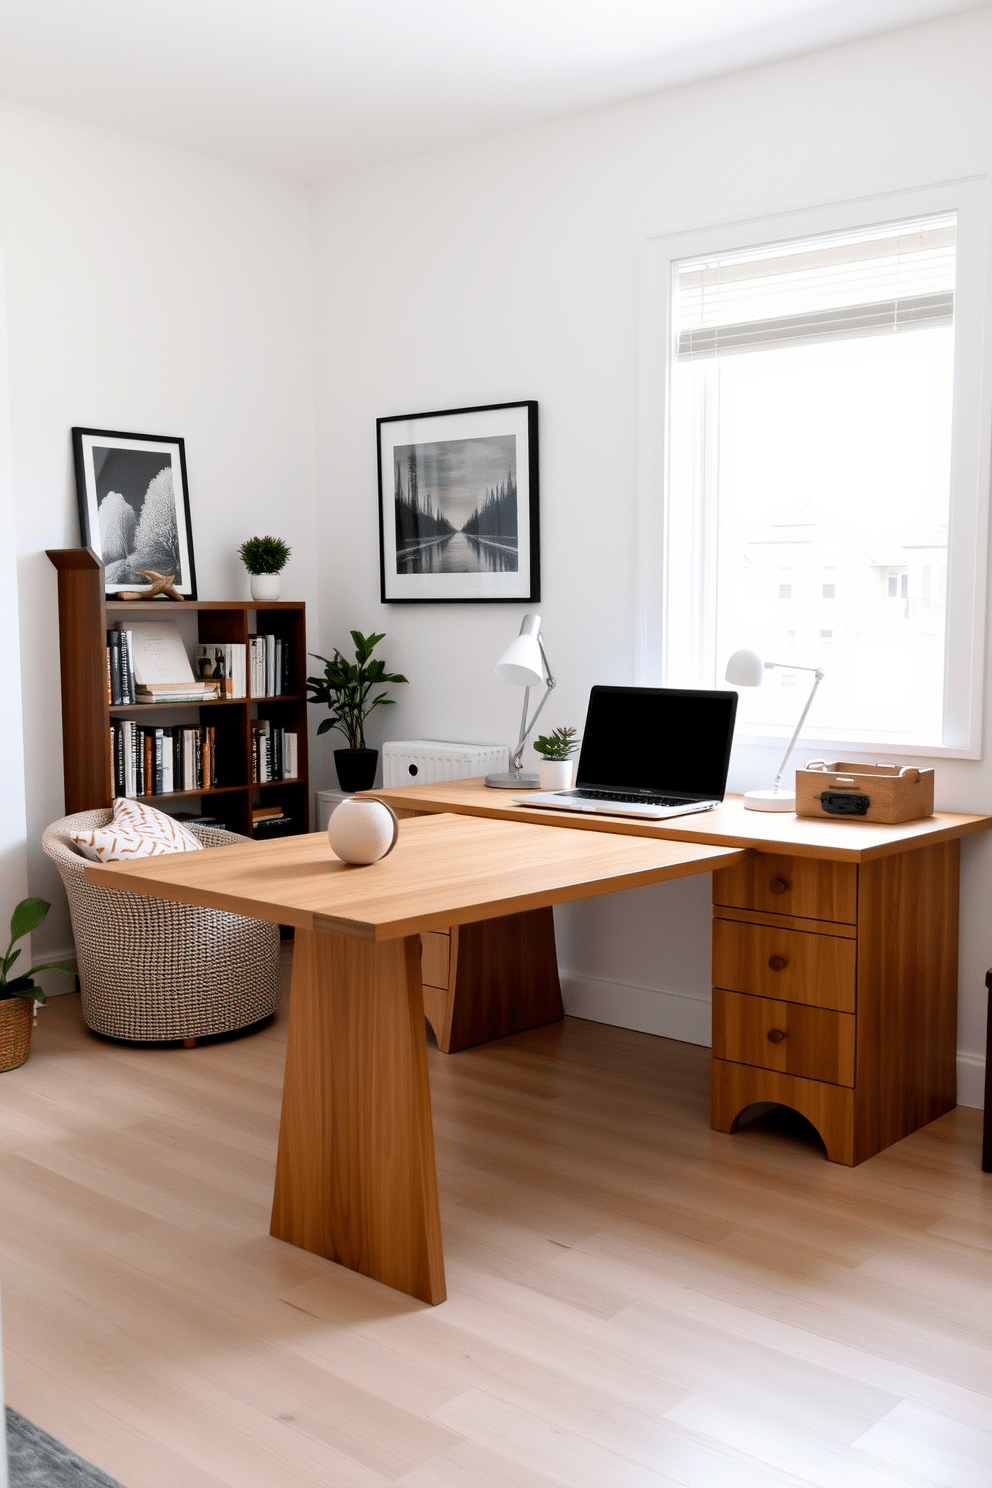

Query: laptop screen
left=575, top=686, right=738, bottom=799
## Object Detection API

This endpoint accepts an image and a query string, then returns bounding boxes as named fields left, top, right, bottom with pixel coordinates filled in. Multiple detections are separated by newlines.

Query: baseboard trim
left=560, top=971, right=710, bottom=1046
left=562, top=971, right=986, bottom=1110
left=957, top=1051, right=986, bottom=1110
left=34, top=945, right=78, bottom=997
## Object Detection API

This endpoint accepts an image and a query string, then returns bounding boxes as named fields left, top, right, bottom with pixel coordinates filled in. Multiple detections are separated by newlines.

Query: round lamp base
left=743, top=788, right=796, bottom=813
left=486, top=772, right=540, bottom=790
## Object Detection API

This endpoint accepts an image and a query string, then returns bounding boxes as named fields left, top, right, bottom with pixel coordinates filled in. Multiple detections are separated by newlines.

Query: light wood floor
left=1, top=952, right=990, bottom=1488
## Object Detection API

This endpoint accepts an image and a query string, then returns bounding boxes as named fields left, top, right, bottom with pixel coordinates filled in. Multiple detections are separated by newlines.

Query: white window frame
left=636, top=178, right=992, bottom=760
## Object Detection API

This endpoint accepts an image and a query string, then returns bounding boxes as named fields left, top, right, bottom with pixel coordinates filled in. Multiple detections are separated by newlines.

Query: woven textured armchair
left=42, top=809, right=282, bottom=1043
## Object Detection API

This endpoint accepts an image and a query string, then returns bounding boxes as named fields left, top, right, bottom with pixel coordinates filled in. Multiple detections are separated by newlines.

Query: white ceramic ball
left=327, top=799, right=399, bottom=865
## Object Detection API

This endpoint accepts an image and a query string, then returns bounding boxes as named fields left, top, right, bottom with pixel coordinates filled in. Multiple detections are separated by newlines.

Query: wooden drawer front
left=421, top=930, right=450, bottom=990
left=713, top=988, right=855, bottom=1087
left=713, top=918, right=856, bottom=1013
left=713, top=853, right=857, bottom=924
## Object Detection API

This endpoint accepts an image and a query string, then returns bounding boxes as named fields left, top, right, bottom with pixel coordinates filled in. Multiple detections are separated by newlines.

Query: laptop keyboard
left=569, top=789, right=690, bottom=807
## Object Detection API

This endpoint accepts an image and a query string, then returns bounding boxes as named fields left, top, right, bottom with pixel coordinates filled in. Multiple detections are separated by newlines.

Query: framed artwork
left=72, top=427, right=197, bottom=599
left=377, top=400, right=539, bottom=603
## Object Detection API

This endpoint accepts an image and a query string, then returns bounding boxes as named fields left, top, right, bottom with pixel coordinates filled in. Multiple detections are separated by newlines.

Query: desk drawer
left=713, top=988, right=855, bottom=1087
left=713, top=853, right=857, bottom=924
left=713, top=918, right=856, bottom=1012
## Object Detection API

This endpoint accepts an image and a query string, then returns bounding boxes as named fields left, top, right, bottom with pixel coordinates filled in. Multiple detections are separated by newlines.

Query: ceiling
left=0, top=0, right=985, bottom=183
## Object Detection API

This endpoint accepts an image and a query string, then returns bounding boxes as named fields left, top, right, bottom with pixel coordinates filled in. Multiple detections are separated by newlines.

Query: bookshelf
left=48, top=548, right=310, bottom=838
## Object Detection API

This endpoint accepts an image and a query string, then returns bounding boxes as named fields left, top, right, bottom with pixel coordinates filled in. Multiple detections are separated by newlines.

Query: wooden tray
left=796, top=760, right=934, bottom=823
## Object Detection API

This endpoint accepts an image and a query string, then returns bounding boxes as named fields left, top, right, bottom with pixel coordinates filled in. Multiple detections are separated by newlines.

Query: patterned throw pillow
left=71, top=798, right=204, bottom=863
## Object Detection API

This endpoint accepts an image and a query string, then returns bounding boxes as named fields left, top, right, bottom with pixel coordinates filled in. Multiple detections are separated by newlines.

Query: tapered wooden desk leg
left=271, top=927, right=446, bottom=1305
left=429, top=906, right=564, bottom=1054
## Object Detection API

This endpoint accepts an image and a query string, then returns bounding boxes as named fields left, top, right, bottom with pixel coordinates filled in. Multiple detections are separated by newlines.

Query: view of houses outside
left=700, top=327, right=953, bottom=744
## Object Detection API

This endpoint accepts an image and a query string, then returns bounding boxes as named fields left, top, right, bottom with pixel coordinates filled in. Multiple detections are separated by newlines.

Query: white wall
left=0, top=104, right=317, bottom=958
left=312, top=8, right=992, bottom=1103
left=0, top=259, right=29, bottom=947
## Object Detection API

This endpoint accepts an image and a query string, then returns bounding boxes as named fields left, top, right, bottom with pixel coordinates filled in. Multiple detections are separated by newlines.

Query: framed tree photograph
left=377, top=400, right=539, bottom=603
left=72, top=427, right=198, bottom=599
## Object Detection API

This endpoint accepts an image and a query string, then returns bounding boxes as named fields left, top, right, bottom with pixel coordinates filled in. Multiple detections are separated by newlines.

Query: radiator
left=382, top=739, right=509, bottom=787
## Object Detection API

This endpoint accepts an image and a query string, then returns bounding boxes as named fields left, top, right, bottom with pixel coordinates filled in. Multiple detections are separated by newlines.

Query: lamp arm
left=509, top=636, right=558, bottom=773
left=772, top=668, right=824, bottom=790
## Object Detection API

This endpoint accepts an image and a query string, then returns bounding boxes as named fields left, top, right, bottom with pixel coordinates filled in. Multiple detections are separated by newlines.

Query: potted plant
left=533, top=726, right=580, bottom=790
left=307, top=630, right=408, bottom=792
left=1, top=898, right=75, bottom=1072
left=239, top=535, right=291, bottom=601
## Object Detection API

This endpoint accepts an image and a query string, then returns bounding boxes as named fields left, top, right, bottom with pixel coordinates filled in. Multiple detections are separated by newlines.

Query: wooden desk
left=371, top=779, right=992, bottom=1168
left=85, top=811, right=743, bottom=1303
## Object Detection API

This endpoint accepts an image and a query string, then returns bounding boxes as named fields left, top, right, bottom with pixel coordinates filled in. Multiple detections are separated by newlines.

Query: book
left=153, top=727, right=165, bottom=794
left=252, top=805, right=284, bottom=822
left=135, top=683, right=220, bottom=702
left=119, top=629, right=136, bottom=704
left=162, top=730, right=174, bottom=794
left=129, top=622, right=196, bottom=688
left=107, top=630, right=122, bottom=705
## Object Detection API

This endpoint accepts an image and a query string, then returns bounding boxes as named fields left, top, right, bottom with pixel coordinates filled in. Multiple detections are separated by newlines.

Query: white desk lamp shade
left=725, top=648, right=765, bottom=688
left=493, top=616, right=543, bottom=687
left=724, top=647, right=825, bottom=813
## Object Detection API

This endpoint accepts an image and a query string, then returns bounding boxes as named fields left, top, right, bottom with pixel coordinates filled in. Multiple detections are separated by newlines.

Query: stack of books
left=124, top=621, right=220, bottom=702
left=110, top=722, right=218, bottom=797
left=249, top=634, right=291, bottom=697
left=251, top=722, right=298, bottom=782
left=106, top=628, right=136, bottom=705
left=252, top=805, right=295, bottom=837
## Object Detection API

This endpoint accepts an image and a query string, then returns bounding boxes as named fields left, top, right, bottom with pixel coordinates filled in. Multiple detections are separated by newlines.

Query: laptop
left=518, top=684, right=738, bottom=821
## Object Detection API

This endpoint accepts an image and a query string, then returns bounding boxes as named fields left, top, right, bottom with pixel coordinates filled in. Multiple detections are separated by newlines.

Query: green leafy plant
left=1, top=899, right=75, bottom=1004
left=533, top=727, right=580, bottom=761
left=307, top=630, right=408, bottom=750
left=238, top=535, right=291, bottom=575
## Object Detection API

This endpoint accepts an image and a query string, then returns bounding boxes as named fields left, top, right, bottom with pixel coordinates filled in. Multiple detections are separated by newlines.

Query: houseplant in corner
left=239, top=535, right=291, bottom=601
left=307, top=630, right=408, bottom=792
left=1, top=898, right=75, bottom=1072
left=533, top=726, right=580, bottom=790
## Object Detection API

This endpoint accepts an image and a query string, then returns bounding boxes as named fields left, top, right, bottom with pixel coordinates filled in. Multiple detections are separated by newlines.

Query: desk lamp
left=486, top=613, right=557, bottom=789
left=725, top=648, right=825, bottom=812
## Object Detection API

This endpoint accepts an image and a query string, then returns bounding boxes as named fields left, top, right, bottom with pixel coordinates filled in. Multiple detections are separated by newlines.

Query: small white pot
left=327, top=798, right=399, bottom=865
left=250, top=572, right=282, bottom=601
left=538, top=759, right=575, bottom=791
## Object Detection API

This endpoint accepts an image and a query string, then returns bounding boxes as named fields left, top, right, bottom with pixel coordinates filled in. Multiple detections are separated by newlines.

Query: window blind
left=675, top=215, right=955, bottom=361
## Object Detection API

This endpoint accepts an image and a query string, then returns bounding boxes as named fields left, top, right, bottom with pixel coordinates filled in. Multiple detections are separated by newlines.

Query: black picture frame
left=72, top=427, right=198, bottom=599
left=377, top=400, right=539, bottom=603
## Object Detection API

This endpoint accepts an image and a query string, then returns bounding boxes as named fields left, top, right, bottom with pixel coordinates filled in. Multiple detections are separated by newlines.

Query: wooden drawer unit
left=711, top=840, right=962, bottom=1166
left=713, top=989, right=855, bottom=1087
left=714, top=852, right=856, bottom=923
left=712, top=916, right=856, bottom=1013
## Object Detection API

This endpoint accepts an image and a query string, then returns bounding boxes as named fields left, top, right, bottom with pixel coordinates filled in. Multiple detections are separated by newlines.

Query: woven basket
left=42, top=810, right=282, bottom=1042
left=0, top=996, right=32, bottom=1072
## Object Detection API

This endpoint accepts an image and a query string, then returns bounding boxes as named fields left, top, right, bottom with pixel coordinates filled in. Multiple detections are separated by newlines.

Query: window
left=641, top=181, right=992, bottom=756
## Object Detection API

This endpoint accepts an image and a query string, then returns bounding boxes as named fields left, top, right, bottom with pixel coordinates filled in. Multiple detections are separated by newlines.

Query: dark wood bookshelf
left=48, top=548, right=310, bottom=838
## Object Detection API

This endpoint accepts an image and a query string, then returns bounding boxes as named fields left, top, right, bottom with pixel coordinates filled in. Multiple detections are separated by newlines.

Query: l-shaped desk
left=85, top=784, right=991, bottom=1305
left=372, top=779, right=992, bottom=1175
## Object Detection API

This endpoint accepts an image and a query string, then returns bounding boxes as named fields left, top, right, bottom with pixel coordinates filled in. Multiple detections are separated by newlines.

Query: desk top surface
left=83, top=811, right=745, bottom=940
left=369, top=779, right=992, bottom=863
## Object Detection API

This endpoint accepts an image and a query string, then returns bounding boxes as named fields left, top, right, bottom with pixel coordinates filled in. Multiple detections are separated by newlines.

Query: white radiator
left=382, top=739, right=508, bottom=787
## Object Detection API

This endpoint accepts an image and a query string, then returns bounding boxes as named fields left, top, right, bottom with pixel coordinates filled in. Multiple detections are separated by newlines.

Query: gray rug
left=5, top=1408, right=126, bottom=1487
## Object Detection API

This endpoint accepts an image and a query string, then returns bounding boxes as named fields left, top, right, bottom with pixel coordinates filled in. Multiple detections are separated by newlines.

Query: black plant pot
left=334, top=748, right=379, bottom=793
